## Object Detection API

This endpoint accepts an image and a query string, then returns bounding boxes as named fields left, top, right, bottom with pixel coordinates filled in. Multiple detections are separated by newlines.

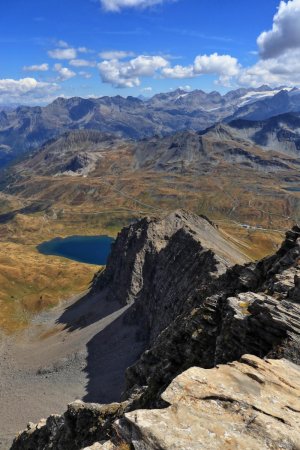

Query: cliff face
left=124, top=225, right=300, bottom=407
left=11, top=211, right=300, bottom=450
left=93, top=210, right=247, bottom=342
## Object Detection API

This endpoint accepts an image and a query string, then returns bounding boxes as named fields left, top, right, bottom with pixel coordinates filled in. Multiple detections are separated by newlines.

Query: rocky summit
left=11, top=210, right=300, bottom=450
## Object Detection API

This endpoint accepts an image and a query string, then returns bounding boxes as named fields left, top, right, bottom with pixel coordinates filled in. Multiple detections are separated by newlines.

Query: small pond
left=37, top=235, right=114, bottom=265
left=284, top=186, right=300, bottom=192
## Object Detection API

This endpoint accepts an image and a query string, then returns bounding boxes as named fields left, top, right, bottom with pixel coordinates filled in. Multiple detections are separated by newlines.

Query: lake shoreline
left=37, top=235, right=114, bottom=265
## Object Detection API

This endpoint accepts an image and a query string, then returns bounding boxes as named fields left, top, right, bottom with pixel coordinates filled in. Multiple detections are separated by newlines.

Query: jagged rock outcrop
left=11, top=212, right=300, bottom=450
left=124, top=224, right=300, bottom=407
left=10, top=401, right=129, bottom=450
left=93, top=210, right=247, bottom=342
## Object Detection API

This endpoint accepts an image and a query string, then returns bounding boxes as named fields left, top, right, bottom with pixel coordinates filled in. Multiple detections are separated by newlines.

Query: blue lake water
left=284, top=187, right=300, bottom=192
left=37, top=235, right=114, bottom=265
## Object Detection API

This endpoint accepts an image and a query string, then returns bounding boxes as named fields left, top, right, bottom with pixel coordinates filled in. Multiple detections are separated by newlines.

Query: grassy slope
left=1, top=147, right=299, bottom=332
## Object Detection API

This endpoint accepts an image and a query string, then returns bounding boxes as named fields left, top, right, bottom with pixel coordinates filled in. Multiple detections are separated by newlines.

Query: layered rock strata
left=114, top=355, right=300, bottom=450
left=93, top=210, right=247, bottom=342
left=124, top=223, right=300, bottom=407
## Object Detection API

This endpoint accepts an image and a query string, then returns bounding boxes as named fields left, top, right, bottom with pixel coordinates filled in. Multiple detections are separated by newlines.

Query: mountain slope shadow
left=82, top=308, right=146, bottom=403
left=56, top=290, right=122, bottom=331
left=55, top=290, right=146, bottom=403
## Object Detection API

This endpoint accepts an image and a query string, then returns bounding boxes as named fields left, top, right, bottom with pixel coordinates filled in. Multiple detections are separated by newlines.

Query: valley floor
left=0, top=290, right=144, bottom=450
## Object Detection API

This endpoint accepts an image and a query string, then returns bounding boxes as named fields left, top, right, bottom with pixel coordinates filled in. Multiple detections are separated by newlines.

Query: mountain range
left=4, top=111, right=300, bottom=184
left=1, top=85, right=300, bottom=168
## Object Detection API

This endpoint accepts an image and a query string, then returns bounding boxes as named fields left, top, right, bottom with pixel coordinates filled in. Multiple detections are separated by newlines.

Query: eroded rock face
left=115, top=355, right=300, bottom=450
left=93, top=209, right=247, bottom=342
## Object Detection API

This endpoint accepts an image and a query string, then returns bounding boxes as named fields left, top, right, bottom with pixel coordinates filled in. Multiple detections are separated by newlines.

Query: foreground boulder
left=114, top=355, right=300, bottom=450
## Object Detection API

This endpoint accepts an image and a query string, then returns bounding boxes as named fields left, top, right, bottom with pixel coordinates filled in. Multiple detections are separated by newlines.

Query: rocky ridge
left=93, top=210, right=247, bottom=342
left=11, top=210, right=300, bottom=449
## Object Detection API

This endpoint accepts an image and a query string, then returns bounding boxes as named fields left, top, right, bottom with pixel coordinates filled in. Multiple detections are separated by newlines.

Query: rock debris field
left=0, top=291, right=144, bottom=449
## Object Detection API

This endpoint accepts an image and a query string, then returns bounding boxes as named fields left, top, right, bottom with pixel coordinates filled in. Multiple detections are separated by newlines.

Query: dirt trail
left=0, top=291, right=143, bottom=450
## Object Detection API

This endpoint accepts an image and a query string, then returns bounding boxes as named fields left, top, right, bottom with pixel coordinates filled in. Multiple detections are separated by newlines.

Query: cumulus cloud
left=238, top=49, right=300, bottom=87
left=23, top=63, right=49, bottom=72
left=56, top=40, right=69, bottom=48
left=98, top=55, right=168, bottom=87
left=178, top=85, right=192, bottom=91
left=234, top=0, right=300, bottom=88
left=100, top=0, right=170, bottom=11
left=0, top=77, right=59, bottom=105
left=161, top=53, right=240, bottom=86
left=48, top=47, right=77, bottom=60
left=78, top=46, right=93, bottom=54
left=54, top=64, right=76, bottom=81
left=79, top=71, right=93, bottom=79
left=99, top=50, right=135, bottom=59
left=48, top=42, right=93, bottom=60
left=162, top=64, right=194, bottom=78
left=258, top=0, right=300, bottom=59
left=69, top=59, right=96, bottom=67
left=97, top=52, right=241, bottom=88
left=95, top=1, right=300, bottom=88
left=194, top=53, right=239, bottom=76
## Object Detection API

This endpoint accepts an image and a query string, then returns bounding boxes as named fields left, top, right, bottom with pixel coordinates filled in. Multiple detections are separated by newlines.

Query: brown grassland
left=1, top=149, right=299, bottom=333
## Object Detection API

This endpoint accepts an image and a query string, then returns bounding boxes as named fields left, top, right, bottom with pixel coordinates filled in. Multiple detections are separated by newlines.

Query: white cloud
left=57, top=40, right=69, bottom=48
left=141, top=86, right=153, bottom=92
left=238, top=49, right=300, bottom=87
left=97, top=2, right=300, bottom=89
left=54, top=64, right=76, bottom=81
left=79, top=71, right=93, bottom=79
left=100, top=0, right=170, bottom=12
left=23, top=63, right=49, bottom=72
left=78, top=46, right=93, bottom=53
left=180, top=85, right=192, bottom=90
left=48, top=47, right=77, bottom=60
left=162, top=64, right=194, bottom=78
left=98, top=55, right=168, bottom=87
left=69, top=59, right=96, bottom=67
left=258, top=0, right=300, bottom=59
left=0, top=77, right=59, bottom=105
left=99, top=50, right=135, bottom=59
left=161, top=53, right=240, bottom=86
left=97, top=52, right=241, bottom=88
left=234, top=0, right=300, bottom=88
left=194, top=53, right=240, bottom=77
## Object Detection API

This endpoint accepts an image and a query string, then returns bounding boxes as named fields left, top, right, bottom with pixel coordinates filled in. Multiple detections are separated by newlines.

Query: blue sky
left=0, top=0, right=300, bottom=104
